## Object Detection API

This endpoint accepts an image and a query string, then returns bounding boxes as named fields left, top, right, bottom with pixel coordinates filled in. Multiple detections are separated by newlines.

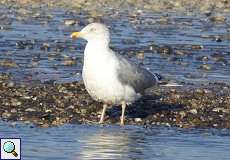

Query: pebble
left=0, top=60, right=18, bottom=68
left=196, top=56, right=209, bottom=61
left=211, top=53, right=225, bottom=62
left=179, top=111, right=186, bottom=118
left=55, top=45, right=64, bottom=52
left=62, top=58, right=76, bottom=66
left=16, top=40, right=34, bottom=49
left=199, top=64, right=212, bottom=70
left=10, top=122, right=17, bottom=128
left=189, top=109, right=198, bottom=114
left=2, top=112, right=11, bottom=119
left=31, top=61, right=38, bottom=67
left=64, top=20, right=77, bottom=26
left=175, top=50, right=185, bottom=56
left=149, top=44, right=159, bottom=51
left=7, top=81, right=15, bottom=87
left=11, top=99, right=22, bottom=106
left=80, top=109, right=87, bottom=115
left=137, top=52, right=145, bottom=60
left=215, top=36, right=222, bottom=42
left=195, top=89, right=204, bottom=94
left=0, top=26, right=10, bottom=30
left=204, top=10, right=212, bottom=16
left=11, top=109, right=17, bottom=113
left=40, top=43, right=50, bottom=51
left=203, top=89, right=212, bottom=94
left=210, top=15, right=226, bottom=22
left=157, top=45, right=174, bottom=55
left=212, top=108, right=223, bottom=112
left=25, top=108, right=36, bottom=112
left=191, top=45, right=204, bottom=50
left=213, top=124, right=218, bottom=127
left=134, top=118, right=142, bottom=122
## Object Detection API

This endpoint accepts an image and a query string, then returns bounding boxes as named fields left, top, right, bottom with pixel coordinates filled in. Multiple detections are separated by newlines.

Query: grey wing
left=116, top=54, right=158, bottom=93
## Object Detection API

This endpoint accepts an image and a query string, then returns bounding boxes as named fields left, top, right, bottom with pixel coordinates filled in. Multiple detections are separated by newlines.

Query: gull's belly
left=82, top=65, right=138, bottom=104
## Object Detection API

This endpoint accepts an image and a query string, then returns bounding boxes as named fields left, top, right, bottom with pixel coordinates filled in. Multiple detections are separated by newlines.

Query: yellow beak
left=70, top=32, right=82, bottom=39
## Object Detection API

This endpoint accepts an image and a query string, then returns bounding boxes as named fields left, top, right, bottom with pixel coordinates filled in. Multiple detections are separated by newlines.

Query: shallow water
left=0, top=6, right=229, bottom=84
left=1, top=121, right=230, bottom=160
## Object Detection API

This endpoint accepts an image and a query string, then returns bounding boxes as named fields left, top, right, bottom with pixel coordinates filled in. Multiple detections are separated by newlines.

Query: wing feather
left=116, top=54, right=158, bottom=93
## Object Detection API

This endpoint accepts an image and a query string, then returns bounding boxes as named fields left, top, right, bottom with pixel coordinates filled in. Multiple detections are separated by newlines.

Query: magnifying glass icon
left=3, top=141, right=18, bottom=157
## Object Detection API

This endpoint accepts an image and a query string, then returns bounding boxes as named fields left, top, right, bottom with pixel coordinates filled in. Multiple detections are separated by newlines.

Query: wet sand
left=1, top=74, right=229, bottom=128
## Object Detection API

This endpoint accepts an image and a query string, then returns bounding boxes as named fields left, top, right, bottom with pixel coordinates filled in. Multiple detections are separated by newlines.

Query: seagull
left=71, top=23, right=160, bottom=126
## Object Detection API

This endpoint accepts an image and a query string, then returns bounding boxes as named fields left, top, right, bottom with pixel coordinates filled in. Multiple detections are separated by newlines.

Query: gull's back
left=116, top=53, right=158, bottom=93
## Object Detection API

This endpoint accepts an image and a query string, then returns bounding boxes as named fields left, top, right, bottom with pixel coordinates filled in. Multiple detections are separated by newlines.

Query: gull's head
left=71, top=23, right=110, bottom=43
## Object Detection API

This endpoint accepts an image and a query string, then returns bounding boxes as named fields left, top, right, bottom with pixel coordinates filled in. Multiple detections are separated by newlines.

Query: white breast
left=82, top=43, right=139, bottom=104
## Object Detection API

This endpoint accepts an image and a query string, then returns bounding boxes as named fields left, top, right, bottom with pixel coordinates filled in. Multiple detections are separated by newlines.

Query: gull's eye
left=90, top=28, right=96, bottom=32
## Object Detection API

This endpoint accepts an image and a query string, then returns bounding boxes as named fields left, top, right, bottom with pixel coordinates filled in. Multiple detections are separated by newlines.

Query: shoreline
left=1, top=74, right=229, bottom=128
left=0, top=0, right=230, bottom=15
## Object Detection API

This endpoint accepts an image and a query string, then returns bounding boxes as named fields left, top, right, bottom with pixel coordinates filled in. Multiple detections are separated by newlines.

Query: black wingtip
left=154, top=73, right=163, bottom=81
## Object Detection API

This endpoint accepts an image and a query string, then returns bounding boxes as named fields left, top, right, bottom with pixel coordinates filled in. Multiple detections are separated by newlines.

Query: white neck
left=84, top=40, right=110, bottom=56
left=82, top=39, right=114, bottom=75
left=88, top=39, right=109, bottom=47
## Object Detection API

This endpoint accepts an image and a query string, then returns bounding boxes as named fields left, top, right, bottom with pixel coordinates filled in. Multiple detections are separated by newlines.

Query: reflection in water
left=77, top=127, right=148, bottom=160
left=2, top=122, right=230, bottom=160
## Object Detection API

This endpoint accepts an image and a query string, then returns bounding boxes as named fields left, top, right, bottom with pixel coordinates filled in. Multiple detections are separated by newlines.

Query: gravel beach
left=0, top=74, right=229, bottom=128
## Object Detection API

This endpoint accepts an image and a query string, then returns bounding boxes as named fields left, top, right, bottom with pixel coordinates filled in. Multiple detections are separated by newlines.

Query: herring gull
left=71, top=23, right=160, bottom=126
